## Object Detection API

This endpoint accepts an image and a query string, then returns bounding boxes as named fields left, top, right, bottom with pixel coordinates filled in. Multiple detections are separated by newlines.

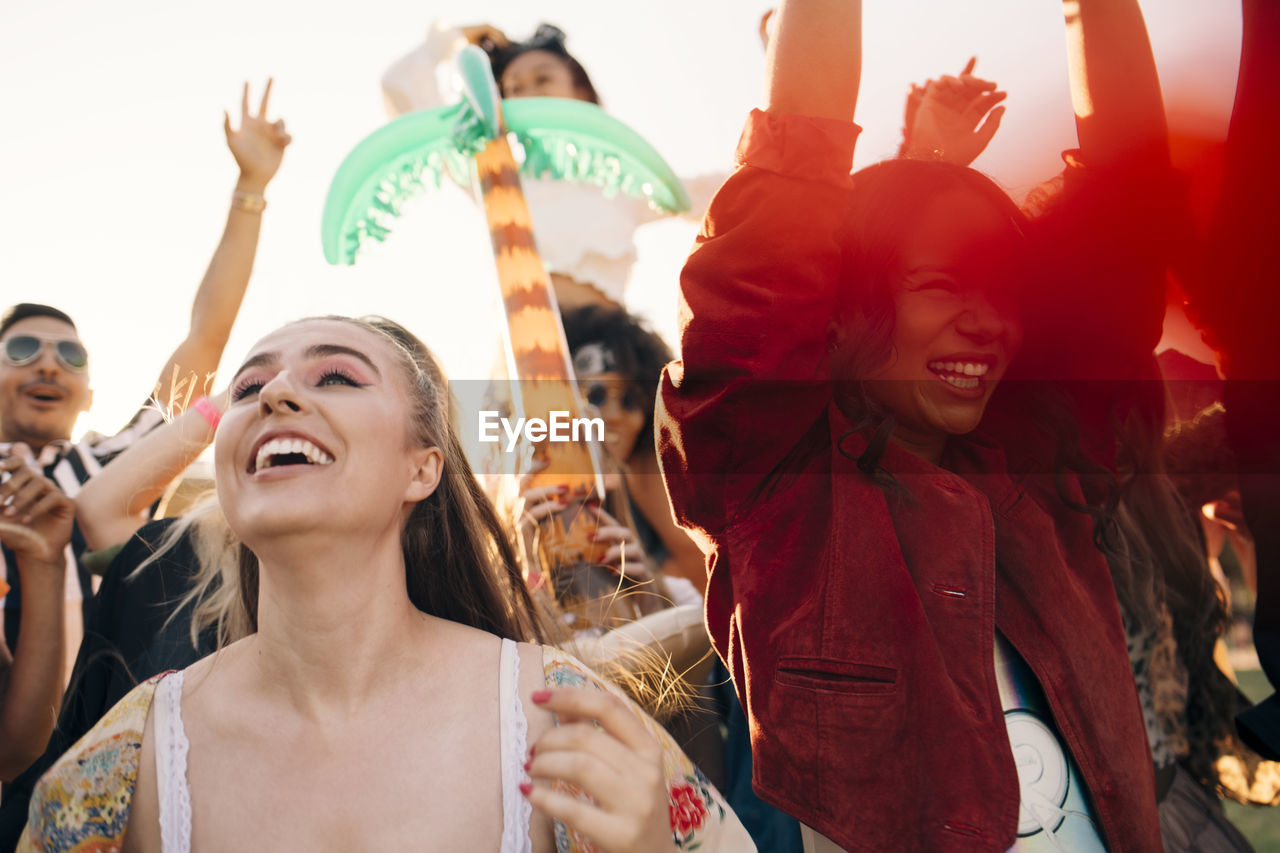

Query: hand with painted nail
left=585, top=504, right=649, bottom=580
left=901, top=57, right=1007, bottom=166
left=516, top=463, right=647, bottom=575
left=518, top=483, right=571, bottom=528
left=0, top=456, right=74, bottom=569
left=524, top=687, right=678, bottom=852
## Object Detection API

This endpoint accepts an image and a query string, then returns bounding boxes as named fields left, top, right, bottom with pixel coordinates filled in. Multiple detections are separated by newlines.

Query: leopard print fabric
left=1125, top=605, right=1191, bottom=770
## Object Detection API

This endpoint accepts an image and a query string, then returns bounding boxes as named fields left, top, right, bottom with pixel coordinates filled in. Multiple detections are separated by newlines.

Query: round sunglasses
left=2, top=335, right=89, bottom=372
left=583, top=381, right=647, bottom=412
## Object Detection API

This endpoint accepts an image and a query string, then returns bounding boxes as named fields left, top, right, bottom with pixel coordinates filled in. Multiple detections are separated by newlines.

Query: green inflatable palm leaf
left=321, top=97, right=690, bottom=265
left=320, top=103, right=480, bottom=265
left=505, top=98, right=691, bottom=216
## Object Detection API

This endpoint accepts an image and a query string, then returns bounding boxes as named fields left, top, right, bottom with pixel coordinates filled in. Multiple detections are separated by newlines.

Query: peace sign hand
left=224, top=78, right=292, bottom=192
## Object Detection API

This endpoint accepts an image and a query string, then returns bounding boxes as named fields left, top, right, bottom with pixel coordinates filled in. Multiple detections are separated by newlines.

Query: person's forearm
left=1063, top=0, right=1168, bottom=166
left=0, top=559, right=65, bottom=781
left=1207, top=0, right=1280, bottom=336
left=152, top=178, right=263, bottom=409
left=76, top=404, right=218, bottom=551
left=381, top=21, right=462, bottom=117
left=190, top=174, right=265, bottom=339
left=765, top=0, right=862, bottom=122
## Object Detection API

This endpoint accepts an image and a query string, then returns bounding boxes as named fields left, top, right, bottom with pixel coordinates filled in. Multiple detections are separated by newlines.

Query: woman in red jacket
left=658, top=1, right=1188, bottom=850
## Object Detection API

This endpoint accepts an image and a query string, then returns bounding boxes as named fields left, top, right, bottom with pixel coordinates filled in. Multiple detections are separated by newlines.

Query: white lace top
left=151, top=638, right=533, bottom=853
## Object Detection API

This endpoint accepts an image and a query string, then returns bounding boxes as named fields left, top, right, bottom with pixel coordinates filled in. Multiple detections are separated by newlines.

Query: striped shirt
left=1, top=406, right=164, bottom=659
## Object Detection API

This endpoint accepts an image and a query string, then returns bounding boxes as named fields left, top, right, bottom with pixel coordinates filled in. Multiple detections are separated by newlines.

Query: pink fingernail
left=519, top=782, right=533, bottom=796
left=531, top=689, right=552, bottom=704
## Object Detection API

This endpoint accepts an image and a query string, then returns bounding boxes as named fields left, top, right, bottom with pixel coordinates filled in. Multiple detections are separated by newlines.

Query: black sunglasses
left=583, top=381, right=646, bottom=412
left=2, top=335, right=89, bottom=372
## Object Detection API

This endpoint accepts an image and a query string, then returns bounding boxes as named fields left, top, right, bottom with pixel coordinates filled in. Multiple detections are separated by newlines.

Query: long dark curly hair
left=562, top=304, right=673, bottom=459
left=827, top=158, right=1245, bottom=793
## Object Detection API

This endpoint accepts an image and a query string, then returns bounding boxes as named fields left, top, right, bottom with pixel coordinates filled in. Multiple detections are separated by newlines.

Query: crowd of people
left=2, top=0, right=1278, bottom=850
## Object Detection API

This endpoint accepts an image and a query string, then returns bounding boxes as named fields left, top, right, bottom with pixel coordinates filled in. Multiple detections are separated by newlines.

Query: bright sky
left=2, top=0, right=1241, bottom=439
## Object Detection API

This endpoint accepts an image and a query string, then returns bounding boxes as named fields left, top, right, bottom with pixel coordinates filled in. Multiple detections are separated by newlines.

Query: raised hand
left=0, top=456, right=74, bottom=569
left=524, top=687, right=678, bottom=852
left=462, top=23, right=511, bottom=51
left=901, top=58, right=1006, bottom=166
left=223, top=79, right=292, bottom=193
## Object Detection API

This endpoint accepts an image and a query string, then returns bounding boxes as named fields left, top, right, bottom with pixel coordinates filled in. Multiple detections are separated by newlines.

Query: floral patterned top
left=18, top=647, right=754, bottom=852
left=541, top=646, right=751, bottom=850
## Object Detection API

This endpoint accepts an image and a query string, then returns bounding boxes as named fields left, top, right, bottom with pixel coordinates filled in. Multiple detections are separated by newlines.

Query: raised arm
left=381, top=22, right=508, bottom=117
left=764, top=0, right=861, bottom=120
left=1194, top=1, right=1280, bottom=740
left=1009, top=0, right=1173, bottom=392
left=659, top=2, right=862, bottom=541
left=150, top=81, right=289, bottom=413
left=74, top=394, right=224, bottom=552
left=1190, top=0, right=1280, bottom=379
left=1063, top=0, right=1169, bottom=168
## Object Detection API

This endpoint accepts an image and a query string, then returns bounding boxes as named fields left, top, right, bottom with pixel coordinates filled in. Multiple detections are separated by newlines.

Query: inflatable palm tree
left=321, top=46, right=689, bottom=596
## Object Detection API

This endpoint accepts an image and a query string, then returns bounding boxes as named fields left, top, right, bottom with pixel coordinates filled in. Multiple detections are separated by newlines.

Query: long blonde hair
left=139, top=316, right=553, bottom=648
left=143, top=316, right=691, bottom=720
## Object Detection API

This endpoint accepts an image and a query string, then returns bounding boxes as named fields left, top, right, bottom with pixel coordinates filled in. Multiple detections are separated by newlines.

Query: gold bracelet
left=231, top=189, right=267, bottom=214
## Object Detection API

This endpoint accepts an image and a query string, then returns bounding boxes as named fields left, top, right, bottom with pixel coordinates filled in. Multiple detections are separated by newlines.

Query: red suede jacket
left=658, top=110, right=1165, bottom=851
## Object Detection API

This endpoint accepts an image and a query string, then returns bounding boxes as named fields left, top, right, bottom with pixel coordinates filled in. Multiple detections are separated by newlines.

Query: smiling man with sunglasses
left=0, top=303, right=167, bottom=678
left=0, top=305, right=94, bottom=454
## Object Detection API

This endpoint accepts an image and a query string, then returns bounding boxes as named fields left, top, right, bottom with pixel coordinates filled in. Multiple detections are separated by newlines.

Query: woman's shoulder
left=18, top=675, right=166, bottom=852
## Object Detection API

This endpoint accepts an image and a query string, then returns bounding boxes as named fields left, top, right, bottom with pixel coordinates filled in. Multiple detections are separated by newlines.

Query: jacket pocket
left=775, top=656, right=898, bottom=695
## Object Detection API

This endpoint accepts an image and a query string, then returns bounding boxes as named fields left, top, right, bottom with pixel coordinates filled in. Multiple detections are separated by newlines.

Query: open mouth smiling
left=22, top=385, right=67, bottom=404
left=926, top=357, right=995, bottom=392
left=248, top=434, right=335, bottom=474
